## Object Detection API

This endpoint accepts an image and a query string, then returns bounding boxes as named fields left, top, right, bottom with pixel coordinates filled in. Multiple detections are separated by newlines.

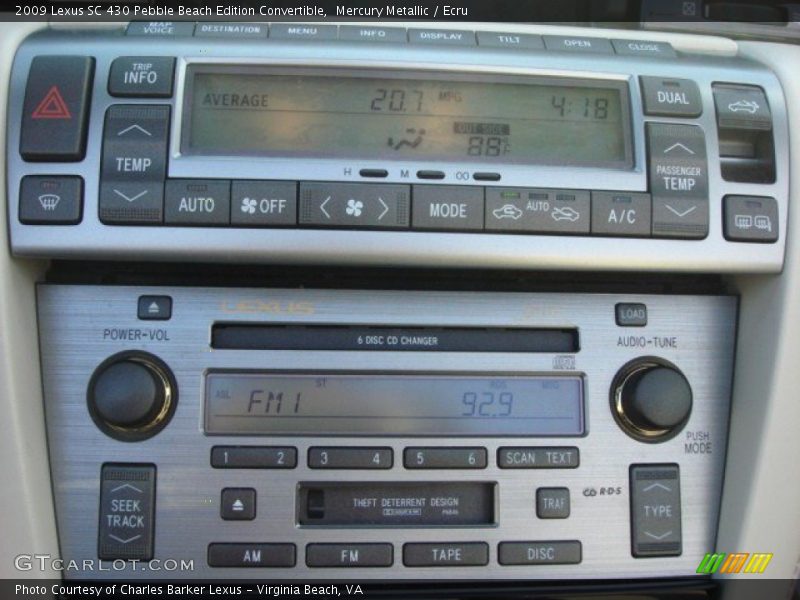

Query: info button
left=412, top=185, right=484, bottom=231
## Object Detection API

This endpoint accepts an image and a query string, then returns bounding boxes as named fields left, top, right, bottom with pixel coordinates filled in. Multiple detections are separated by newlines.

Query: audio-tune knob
left=88, top=351, right=177, bottom=441
left=611, top=358, right=692, bottom=442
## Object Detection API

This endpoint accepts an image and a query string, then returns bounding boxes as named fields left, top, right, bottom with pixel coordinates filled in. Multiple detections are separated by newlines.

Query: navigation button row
left=125, top=22, right=676, bottom=57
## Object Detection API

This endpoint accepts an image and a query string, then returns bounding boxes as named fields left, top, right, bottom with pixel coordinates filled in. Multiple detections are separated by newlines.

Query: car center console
left=3, top=21, right=797, bottom=587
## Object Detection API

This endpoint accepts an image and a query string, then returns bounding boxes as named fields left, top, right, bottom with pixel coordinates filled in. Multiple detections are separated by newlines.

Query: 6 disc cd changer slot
left=211, top=323, right=579, bottom=352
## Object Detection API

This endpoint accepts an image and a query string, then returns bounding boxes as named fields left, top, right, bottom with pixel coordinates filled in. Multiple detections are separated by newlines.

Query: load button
left=98, top=464, right=156, bottom=560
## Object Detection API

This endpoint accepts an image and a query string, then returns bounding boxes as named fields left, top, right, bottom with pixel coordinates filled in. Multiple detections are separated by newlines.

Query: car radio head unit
left=39, top=285, right=736, bottom=580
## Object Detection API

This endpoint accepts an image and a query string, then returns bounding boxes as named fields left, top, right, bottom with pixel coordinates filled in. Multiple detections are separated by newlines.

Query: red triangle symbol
left=31, top=86, right=72, bottom=120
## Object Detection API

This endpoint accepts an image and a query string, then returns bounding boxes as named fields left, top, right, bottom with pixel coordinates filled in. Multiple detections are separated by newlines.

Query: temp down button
left=98, top=464, right=156, bottom=561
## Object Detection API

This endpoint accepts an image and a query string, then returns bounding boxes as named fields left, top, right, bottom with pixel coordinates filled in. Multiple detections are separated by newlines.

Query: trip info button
left=98, top=464, right=156, bottom=561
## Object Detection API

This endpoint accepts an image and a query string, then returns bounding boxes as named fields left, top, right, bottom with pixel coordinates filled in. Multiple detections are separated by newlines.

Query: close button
left=20, top=56, right=94, bottom=162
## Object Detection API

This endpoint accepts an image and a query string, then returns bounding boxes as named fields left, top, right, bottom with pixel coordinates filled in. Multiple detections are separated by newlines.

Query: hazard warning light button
left=20, top=56, right=94, bottom=162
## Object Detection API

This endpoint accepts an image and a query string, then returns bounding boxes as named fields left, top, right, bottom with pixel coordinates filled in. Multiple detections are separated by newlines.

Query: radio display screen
left=205, top=373, right=584, bottom=436
left=182, top=66, right=632, bottom=168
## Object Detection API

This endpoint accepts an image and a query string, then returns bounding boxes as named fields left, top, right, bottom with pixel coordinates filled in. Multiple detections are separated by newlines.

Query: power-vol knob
left=611, top=358, right=692, bottom=442
left=87, top=351, right=177, bottom=441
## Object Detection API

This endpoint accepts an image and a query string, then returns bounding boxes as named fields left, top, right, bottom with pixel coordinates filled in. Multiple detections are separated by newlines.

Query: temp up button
left=98, top=464, right=156, bottom=561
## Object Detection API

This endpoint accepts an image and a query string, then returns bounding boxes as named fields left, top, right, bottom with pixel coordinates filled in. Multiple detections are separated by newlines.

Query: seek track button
left=98, top=464, right=156, bottom=561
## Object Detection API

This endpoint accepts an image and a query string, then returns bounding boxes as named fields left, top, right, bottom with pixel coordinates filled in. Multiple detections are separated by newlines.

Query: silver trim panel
left=6, top=28, right=789, bottom=272
left=39, top=285, right=736, bottom=579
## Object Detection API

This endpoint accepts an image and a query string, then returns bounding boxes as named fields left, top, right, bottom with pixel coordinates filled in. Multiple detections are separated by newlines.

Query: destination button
left=497, top=447, right=579, bottom=469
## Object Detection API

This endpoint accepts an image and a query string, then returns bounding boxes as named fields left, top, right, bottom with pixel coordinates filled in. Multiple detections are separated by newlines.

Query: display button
left=339, top=26, right=407, bottom=43
left=19, top=176, right=83, bottom=225
left=221, top=488, right=256, bottom=521
left=270, top=24, right=337, bottom=41
left=98, top=464, right=156, bottom=561
left=591, top=192, right=651, bottom=237
left=403, top=543, right=489, bottom=567
left=127, top=21, right=194, bottom=36
left=299, top=183, right=410, bottom=229
left=409, top=29, right=476, bottom=46
left=211, top=446, right=298, bottom=469
left=306, top=544, right=394, bottom=568
left=713, top=84, right=772, bottom=131
left=647, top=123, right=708, bottom=239
left=640, top=77, right=702, bottom=117
left=615, top=303, right=648, bottom=327
left=195, top=22, right=268, bottom=39
left=165, top=179, right=231, bottom=226
left=630, top=464, right=682, bottom=557
left=543, top=35, right=614, bottom=54
left=723, top=195, right=779, bottom=243
left=207, top=543, right=296, bottom=568
left=497, top=447, right=579, bottom=469
left=485, top=188, right=590, bottom=234
left=108, top=57, right=175, bottom=98
left=404, top=447, right=487, bottom=469
left=477, top=32, right=544, bottom=49
left=308, top=447, right=393, bottom=469
left=20, top=56, right=94, bottom=162
left=536, top=488, right=570, bottom=519
left=498, top=541, right=582, bottom=565
left=137, top=295, right=172, bottom=321
left=612, top=39, right=676, bottom=58
left=231, top=181, right=297, bottom=226
left=412, top=185, right=484, bottom=231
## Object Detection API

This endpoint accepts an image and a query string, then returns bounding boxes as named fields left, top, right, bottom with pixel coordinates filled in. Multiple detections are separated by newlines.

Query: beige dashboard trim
left=0, top=21, right=56, bottom=579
